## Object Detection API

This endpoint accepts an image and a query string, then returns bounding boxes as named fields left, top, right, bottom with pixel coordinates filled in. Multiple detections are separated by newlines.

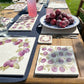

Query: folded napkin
left=48, top=2, right=68, bottom=9
left=41, top=26, right=79, bottom=35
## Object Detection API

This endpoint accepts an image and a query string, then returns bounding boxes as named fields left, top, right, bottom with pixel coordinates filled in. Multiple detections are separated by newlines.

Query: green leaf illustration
left=48, top=68, right=50, bottom=72
left=11, top=39, right=17, bottom=42
left=40, top=53, right=43, bottom=56
left=18, top=56, right=24, bottom=61
left=14, top=63, right=20, bottom=69
left=2, top=67, right=6, bottom=71
left=38, top=57, right=42, bottom=63
left=45, top=65, right=50, bottom=68
left=25, top=39, right=28, bottom=42
left=46, top=56, right=49, bottom=59
left=27, top=45, right=30, bottom=48
left=1, top=66, right=9, bottom=71
left=43, top=67, right=46, bottom=70
left=0, top=67, right=2, bottom=70
left=10, top=57, right=17, bottom=60
left=16, top=48, right=23, bottom=52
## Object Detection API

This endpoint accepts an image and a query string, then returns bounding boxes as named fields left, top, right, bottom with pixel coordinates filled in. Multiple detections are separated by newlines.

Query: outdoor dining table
left=0, top=0, right=84, bottom=84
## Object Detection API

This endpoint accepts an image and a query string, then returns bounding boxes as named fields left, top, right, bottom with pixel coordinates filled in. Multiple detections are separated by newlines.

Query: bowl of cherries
left=40, top=9, right=80, bottom=29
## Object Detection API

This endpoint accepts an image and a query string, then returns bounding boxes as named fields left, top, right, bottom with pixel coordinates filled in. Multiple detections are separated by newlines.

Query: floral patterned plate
left=0, top=37, right=36, bottom=76
left=38, top=35, right=52, bottom=44
left=35, top=46, right=79, bottom=77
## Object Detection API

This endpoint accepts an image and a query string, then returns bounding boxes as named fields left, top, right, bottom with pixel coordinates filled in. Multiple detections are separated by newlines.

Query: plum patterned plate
left=35, top=46, right=79, bottom=77
left=40, top=15, right=80, bottom=30
left=9, top=14, right=38, bottom=31
left=0, top=37, right=36, bottom=76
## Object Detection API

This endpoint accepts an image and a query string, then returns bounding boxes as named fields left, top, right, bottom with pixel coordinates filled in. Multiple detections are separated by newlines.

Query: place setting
left=34, top=8, right=80, bottom=78
left=39, top=8, right=80, bottom=39
left=35, top=45, right=79, bottom=77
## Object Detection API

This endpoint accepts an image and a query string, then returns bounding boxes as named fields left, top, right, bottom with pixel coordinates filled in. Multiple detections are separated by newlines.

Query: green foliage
left=66, top=0, right=84, bottom=22
left=0, top=0, right=12, bottom=2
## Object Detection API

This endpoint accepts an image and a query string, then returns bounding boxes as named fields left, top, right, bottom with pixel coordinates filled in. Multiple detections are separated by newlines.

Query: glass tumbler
left=27, top=0, right=37, bottom=17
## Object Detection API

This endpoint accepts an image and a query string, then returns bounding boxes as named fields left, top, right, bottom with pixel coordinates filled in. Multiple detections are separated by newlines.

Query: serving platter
left=40, top=15, right=80, bottom=30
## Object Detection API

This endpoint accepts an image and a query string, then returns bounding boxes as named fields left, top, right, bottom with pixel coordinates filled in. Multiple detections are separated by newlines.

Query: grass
left=66, top=0, right=84, bottom=22
left=0, top=2, right=13, bottom=11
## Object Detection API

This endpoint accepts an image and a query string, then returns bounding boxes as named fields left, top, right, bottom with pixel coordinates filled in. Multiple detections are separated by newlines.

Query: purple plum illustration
left=37, top=65, right=43, bottom=71
left=5, top=39, right=11, bottom=43
left=70, top=66, right=76, bottom=72
left=59, top=52, right=63, bottom=56
left=51, top=53, right=56, bottom=57
left=18, top=51, right=25, bottom=56
left=48, top=48, right=53, bottom=52
left=66, top=52, right=72, bottom=56
left=42, top=47, right=47, bottom=51
left=23, top=42, right=29, bottom=47
left=23, top=48, right=30, bottom=53
left=62, top=47, right=67, bottom=51
left=51, top=66, right=57, bottom=72
left=0, top=42, right=3, bottom=45
left=43, top=51, right=48, bottom=56
left=41, top=58, right=46, bottom=63
left=48, top=60, right=54, bottom=64
left=66, top=58, right=72, bottom=62
left=57, top=47, right=61, bottom=50
left=58, top=58, right=64, bottom=64
left=59, top=66, right=65, bottom=72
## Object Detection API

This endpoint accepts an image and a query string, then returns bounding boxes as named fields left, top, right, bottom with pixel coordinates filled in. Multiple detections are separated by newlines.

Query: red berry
left=45, top=18, right=51, bottom=23
left=62, top=17, right=67, bottom=21
left=55, top=9, right=61, bottom=16
left=56, top=20, right=61, bottom=26
left=65, top=20, right=70, bottom=26
left=59, top=21, right=67, bottom=28
left=46, top=15, right=50, bottom=19
left=50, top=19, right=56, bottom=25
left=57, top=14, right=62, bottom=20
left=66, top=15, right=72, bottom=20
left=45, top=15, right=51, bottom=23
left=68, top=18, right=74, bottom=24
left=50, top=13, right=56, bottom=19
left=62, top=13, right=67, bottom=17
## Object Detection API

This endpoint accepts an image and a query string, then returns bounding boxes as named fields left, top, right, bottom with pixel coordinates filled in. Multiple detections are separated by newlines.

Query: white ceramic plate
left=40, top=15, right=80, bottom=30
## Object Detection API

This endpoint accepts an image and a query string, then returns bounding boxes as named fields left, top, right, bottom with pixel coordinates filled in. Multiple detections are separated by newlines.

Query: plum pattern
left=9, top=14, right=38, bottom=31
left=36, top=46, right=78, bottom=74
left=0, top=38, right=30, bottom=71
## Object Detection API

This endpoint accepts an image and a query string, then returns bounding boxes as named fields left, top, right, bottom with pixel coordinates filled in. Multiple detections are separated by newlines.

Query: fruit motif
left=45, top=9, right=74, bottom=28
left=51, top=66, right=57, bottom=72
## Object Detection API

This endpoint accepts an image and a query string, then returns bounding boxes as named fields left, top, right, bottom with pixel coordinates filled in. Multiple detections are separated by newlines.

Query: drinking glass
left=27, top=0, right=37, bottom=17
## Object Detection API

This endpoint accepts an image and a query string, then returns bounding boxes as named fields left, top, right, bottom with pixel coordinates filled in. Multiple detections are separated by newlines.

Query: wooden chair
left=77, top=0, right=84, bottom=40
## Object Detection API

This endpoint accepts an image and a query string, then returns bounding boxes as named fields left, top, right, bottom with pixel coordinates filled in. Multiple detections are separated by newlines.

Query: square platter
left=4, top=4, right=26, bottom=11
left=1, top=17, right=13, bottom=26
left=35, top=46, right=79, bottom=77
left=0, top=37, right=36, bottom=76
left=9, top=14, right=38, bottom=31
